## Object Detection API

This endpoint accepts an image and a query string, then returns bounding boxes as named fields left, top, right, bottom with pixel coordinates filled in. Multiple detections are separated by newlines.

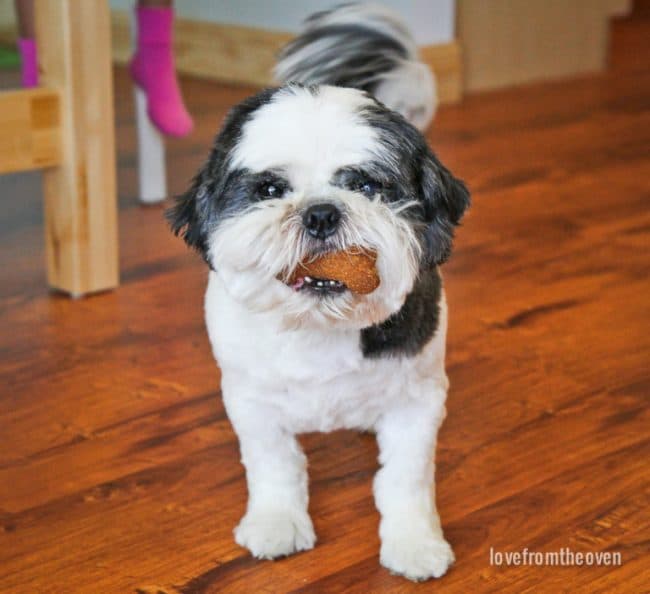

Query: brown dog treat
left=289, top=249, right=380, bottom=294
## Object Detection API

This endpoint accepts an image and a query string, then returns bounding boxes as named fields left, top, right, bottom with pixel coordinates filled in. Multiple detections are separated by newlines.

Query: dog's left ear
left=418, top=150, right=470, bottom=265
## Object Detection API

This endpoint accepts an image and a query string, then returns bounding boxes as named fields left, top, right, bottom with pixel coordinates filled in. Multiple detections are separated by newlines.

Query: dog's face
left=169, top=85, right=468, bottom=329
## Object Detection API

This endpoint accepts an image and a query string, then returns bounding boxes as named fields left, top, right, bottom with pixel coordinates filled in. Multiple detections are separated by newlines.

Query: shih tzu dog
left=169, top=83, right=469, bottom=581
left=168, top=4, right=469, bottom=583
left=275, top=3, right=437, bottom=131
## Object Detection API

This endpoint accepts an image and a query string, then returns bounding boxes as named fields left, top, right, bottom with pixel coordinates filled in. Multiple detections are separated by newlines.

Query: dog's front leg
left=373, top=397, right=454, bottom=581
left=226, top=396, right=315, bottom=559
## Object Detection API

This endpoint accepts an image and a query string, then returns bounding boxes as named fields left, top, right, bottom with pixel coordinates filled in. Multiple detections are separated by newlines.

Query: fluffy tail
left=274, top=3, right=437, bottom=131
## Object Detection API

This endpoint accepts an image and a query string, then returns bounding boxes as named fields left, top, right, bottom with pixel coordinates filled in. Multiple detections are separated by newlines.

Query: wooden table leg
left=34, top=0, right=118, bottom=296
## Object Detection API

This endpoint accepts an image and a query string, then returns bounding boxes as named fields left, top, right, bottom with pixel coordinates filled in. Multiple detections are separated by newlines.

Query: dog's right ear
left=167, top=86, right=282, bottom=264
left=166, top=166, right=213, bottom=259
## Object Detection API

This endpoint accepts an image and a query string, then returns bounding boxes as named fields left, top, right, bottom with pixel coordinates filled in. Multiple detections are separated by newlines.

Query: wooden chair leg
left=35, top=0, right=119, bottom=296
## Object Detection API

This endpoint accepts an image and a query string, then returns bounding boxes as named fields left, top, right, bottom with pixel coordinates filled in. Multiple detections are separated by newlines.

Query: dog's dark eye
left=258, top=182, right=285, bottom=199
left=356, top=179, right=382, bottom=198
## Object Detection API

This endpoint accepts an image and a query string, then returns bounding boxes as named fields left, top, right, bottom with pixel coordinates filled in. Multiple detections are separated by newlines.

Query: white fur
left=206, top=274, right=452, bottom=580
left=202, top=86, right=453, bottom=580
left=232, top=85, right=377, bottom=181
left=373, top=59, right=438, bottom=132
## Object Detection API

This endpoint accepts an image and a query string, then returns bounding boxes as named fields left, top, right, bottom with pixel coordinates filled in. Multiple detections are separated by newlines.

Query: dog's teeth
left=298, top=274, right=347, bottom=291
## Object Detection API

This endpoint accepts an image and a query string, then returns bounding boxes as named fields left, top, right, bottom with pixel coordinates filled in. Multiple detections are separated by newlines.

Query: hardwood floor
left=1, top=20, right=649, bottom=594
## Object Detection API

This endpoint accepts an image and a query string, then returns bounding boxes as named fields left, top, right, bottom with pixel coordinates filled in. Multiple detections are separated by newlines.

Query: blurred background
left=0, top=0, right=641, bottom=95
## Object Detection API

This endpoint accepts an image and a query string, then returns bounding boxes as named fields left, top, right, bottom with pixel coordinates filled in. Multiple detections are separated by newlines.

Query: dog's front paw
left=380, top=528, right=454, bottom=581
left=234, top=508, right=316, bottom=559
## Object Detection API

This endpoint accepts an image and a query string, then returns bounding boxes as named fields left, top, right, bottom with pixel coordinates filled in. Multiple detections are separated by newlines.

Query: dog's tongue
left=290, top=277, right=305, bottom=290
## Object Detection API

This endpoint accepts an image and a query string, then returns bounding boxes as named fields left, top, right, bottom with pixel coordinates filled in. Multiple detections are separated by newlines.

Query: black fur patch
left=331, top=165, right=400, bottom=202
left=361, top=267, right=442, bottom=358
left=359, top=102, right=471, bottom=266
left=166, top=87, right=283, bottom=264
left=277, top=23, right=408, bottom=93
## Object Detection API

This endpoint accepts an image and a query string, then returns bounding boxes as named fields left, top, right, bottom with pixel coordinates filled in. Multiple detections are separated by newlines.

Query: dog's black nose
left=303, top=203, right=341, bottom=239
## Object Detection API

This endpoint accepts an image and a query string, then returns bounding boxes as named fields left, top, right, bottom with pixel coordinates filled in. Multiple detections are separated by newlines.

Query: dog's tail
left=274, top=3, right=437, bottom=131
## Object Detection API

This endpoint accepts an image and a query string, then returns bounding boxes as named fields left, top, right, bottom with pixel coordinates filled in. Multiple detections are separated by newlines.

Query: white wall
left=111, top=0, right=455, bottom=45
left=0, top=0, right=15, bottom=29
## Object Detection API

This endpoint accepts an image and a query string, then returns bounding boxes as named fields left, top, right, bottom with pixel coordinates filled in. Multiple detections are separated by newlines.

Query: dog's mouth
left=288, top=275, right=348, bottom=295
left=281, top=248, right=379, bottom=297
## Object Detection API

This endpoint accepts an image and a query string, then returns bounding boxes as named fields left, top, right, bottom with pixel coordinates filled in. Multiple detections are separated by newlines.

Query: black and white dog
left=275, top=3, right=437, bottom=131
left=168, top=9, right=469, bottom=585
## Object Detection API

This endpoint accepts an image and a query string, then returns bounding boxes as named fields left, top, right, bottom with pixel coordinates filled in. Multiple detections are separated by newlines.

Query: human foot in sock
left=15, top=1, right=38, bottom=87
left=130, top=5, right=193, bottom=137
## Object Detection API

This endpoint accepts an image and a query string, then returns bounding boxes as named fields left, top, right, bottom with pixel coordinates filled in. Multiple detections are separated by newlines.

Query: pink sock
left=130, top=6, right=193, bottom=137
left=18, top=38, right=38, bottom=88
